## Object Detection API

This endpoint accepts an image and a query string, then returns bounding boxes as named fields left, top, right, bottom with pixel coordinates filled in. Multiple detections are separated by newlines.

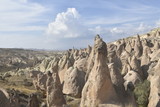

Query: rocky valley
left=0, top=28, right=160, bottom=107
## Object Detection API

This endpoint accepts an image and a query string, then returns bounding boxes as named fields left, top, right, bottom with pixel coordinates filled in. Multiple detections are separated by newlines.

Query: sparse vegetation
left=134, top=80, right=150, bottom=107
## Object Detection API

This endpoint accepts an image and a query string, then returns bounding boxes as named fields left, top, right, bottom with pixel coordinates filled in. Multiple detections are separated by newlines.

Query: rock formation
left=148, top=76, right=160, bottom=107
left=80, top=36, right=120, bottom=107
left=46, top=71, right=66, bottom=107
left=2, top=28, right=160, bottom=107
left=129, top=56, right=144, bottom=79
left=134, top=35, right=143, bottom=58
left=63, top=67, right=85, bottom=98
left=0, top=88, right=10, bottom=107
left=124, top=70, right=142, bottom=89
left=108, top=63, right=126, bottom=104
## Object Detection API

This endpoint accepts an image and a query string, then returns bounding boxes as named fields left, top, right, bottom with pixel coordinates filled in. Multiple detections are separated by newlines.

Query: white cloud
left=47, top=8, right=87, bottom=38
left=110, top=27, right=124, bottom=34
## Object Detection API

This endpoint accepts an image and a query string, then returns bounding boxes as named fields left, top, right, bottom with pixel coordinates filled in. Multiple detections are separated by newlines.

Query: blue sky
left=0, top=0, right=160, bottom=50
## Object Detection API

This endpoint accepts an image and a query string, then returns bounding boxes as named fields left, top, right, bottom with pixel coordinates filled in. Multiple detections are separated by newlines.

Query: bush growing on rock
left=134, top=80, right=150, bottom=107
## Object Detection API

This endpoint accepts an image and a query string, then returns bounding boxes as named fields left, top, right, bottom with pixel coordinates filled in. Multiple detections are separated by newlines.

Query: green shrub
left=134, top=80, right=150, bottom=107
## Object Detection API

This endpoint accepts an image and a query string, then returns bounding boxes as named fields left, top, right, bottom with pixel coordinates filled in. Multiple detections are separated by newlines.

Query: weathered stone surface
left=46, top=71, right=66, bottom=107
left=148, top=76, right=160, bottom=107
left=63, top=67, right=85, bottom=98
left=108, top=63, right=126, bottom=102
left=80, top=36, right=119, bottom=107
left=124, top=70, right=142, bottom=90
left=0, top=88, right=10, bottom=107
left=134, top=35, right=143, bottom=58
left=130, top=56, right=144, bottom=78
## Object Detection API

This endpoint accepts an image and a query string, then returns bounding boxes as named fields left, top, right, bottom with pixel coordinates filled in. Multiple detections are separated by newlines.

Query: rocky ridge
left=0, top=28, right=160, bottom=107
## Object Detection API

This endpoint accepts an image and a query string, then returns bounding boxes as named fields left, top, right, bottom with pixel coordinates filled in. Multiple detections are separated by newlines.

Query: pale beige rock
left=85, top=35, right=101, bottom=81
left=46, top=57, right=59, bottom=72
left=123, top=70, right=142, bottom=90
left=153, top=40, right=160, bottom=51
left=121, top=62, right=131, bottom=76
left=134, top=35, right=143, bottom=58
left=39, top=58, right=52, bottom=72
left=108, top=63, right=126, bottom=102
left=148, top=76, right=160, bottom=107
left=141, top=46, right=151, bottom=78
left=116, top=42, right=125, bottom=57
left=87, top=45, right=92, bottom=55
left=131, top=39, right=135, bottom=48
left=58, top=52, right=74, bottom=83
left=141, top=46, right=151, bottom=66
left=74, top=58, right=87, bottom=72
left=120, top=50, right=131, bottom=65
left=125, top=41, right=132, bottom=53
left=148, top=58, right=160, bottom=107
left=80, top=36, right=119, bottom=107
left=108, top=50, right=122, bottom=71
left=130, top=56, right=144, bottom=78
left=63, top=67, right=85, bottom=98
left=58, top=60, right=72, bottom=83
left=150, top=50, right=160, bottom=62
left=46, top=71, right=66, bottom=107
left=155, top=30, right=160, bottom=37
left=152, top=59, right=160, bottom=76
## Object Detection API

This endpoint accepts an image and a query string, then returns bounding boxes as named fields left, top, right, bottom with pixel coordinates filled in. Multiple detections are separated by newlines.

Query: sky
left=0, top=0, right=160, bottom=50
